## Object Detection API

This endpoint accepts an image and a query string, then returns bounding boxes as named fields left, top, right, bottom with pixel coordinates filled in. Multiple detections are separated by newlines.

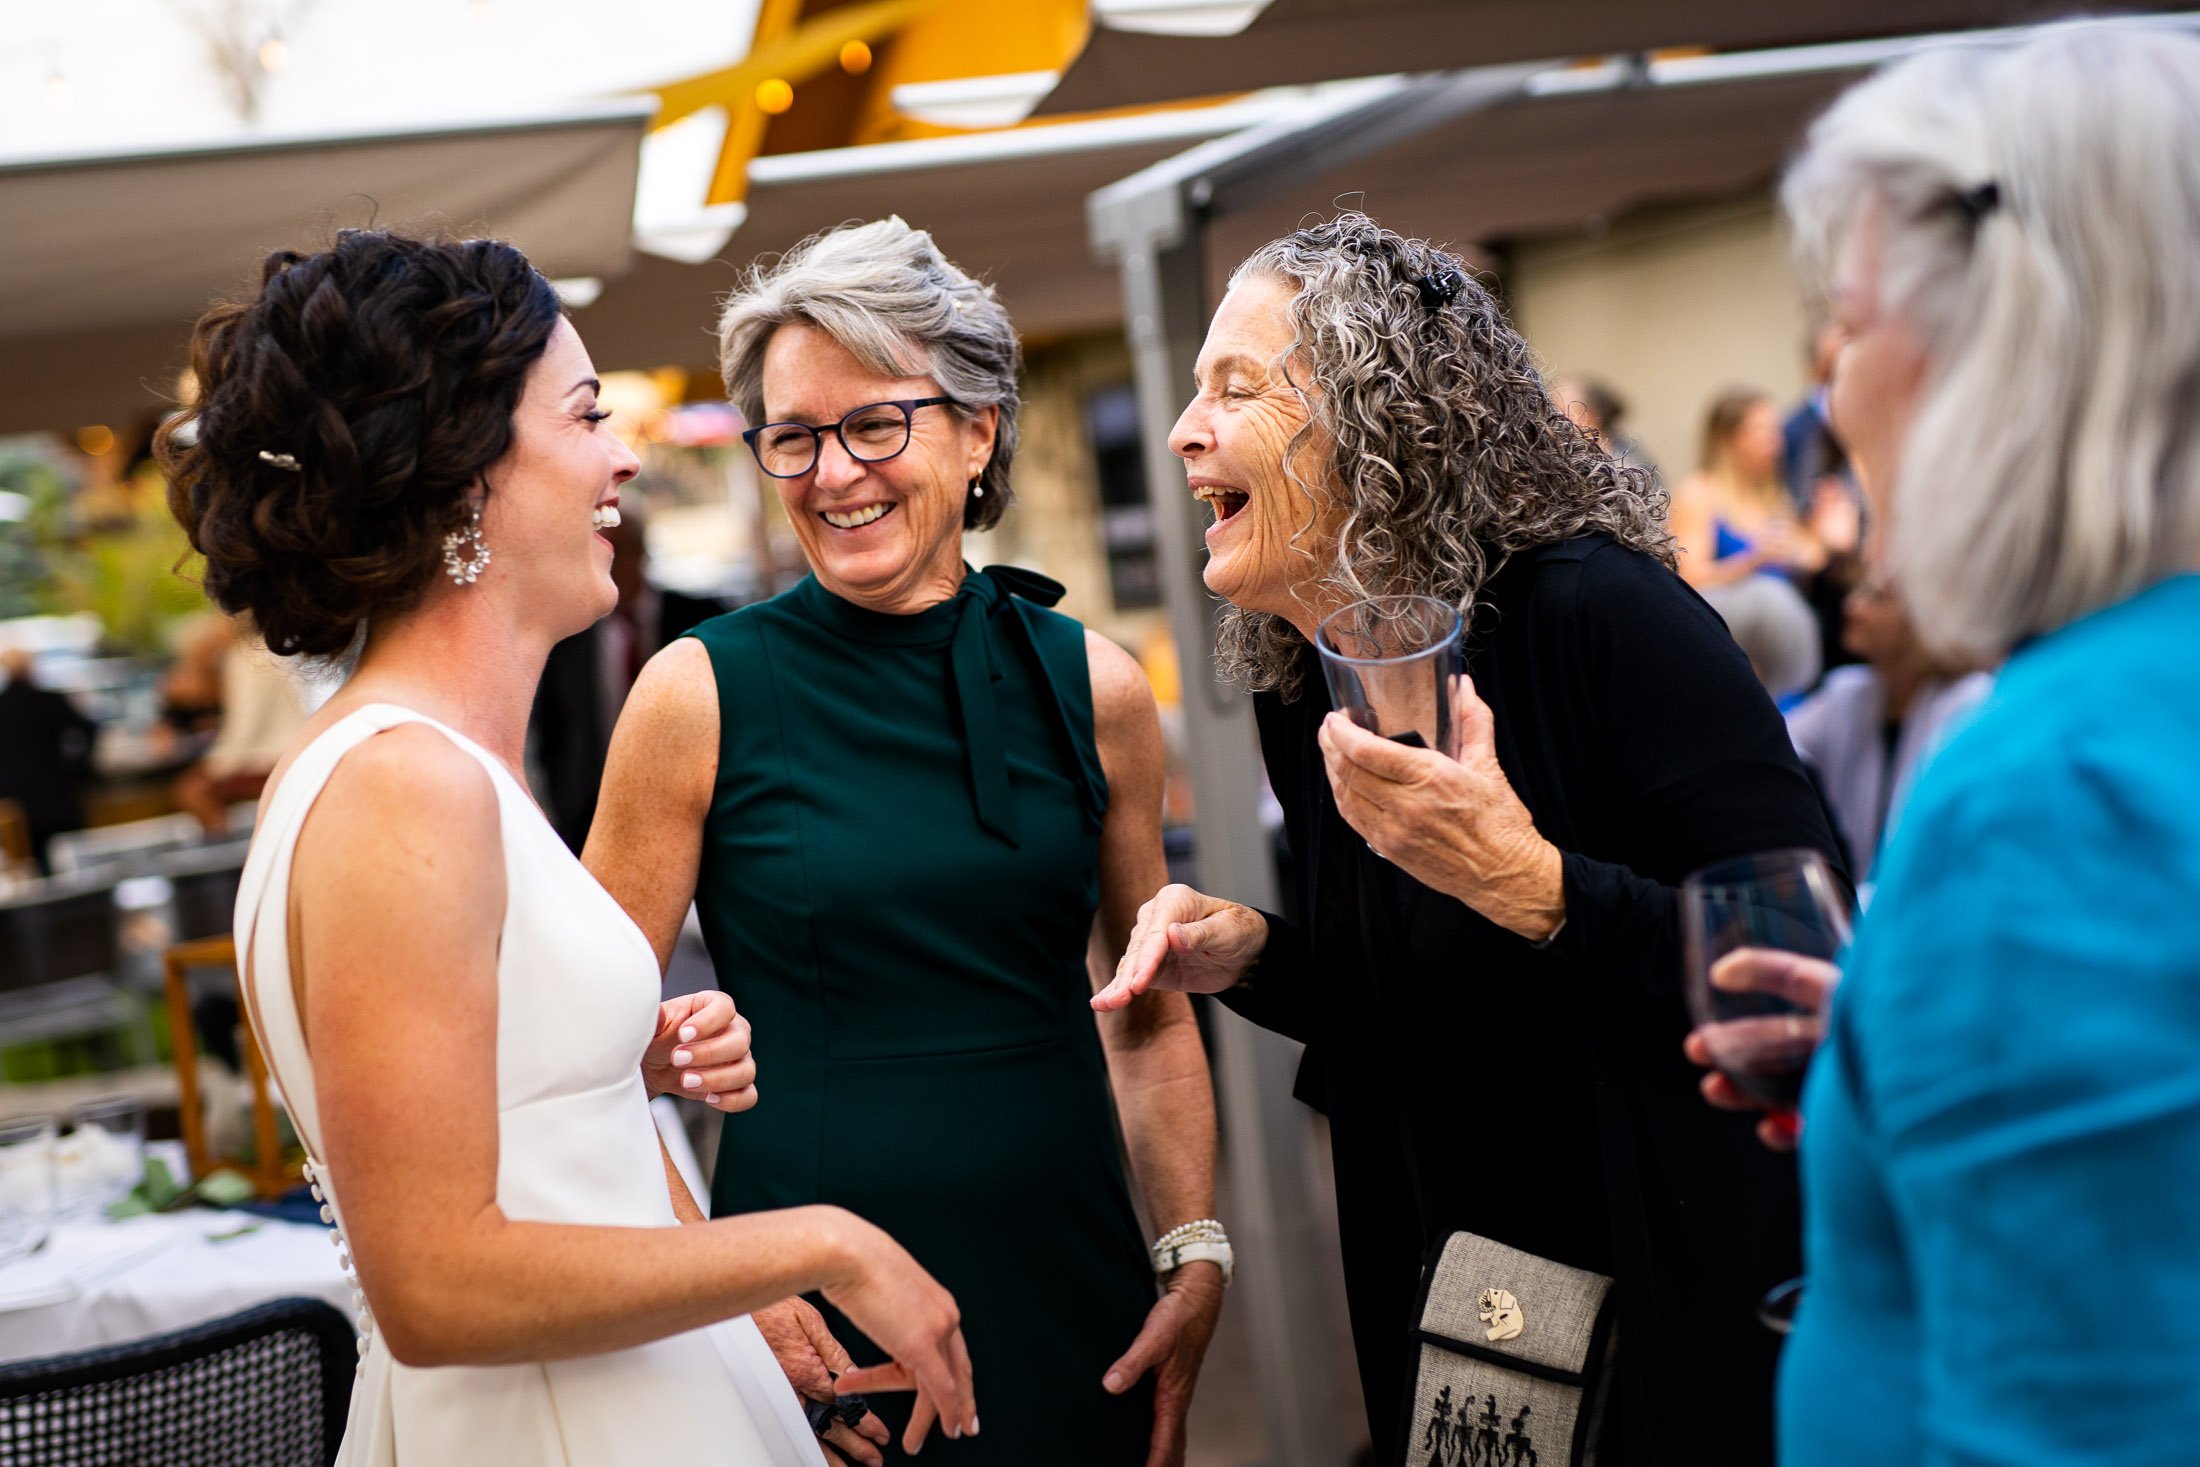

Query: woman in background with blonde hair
left=1668, top=390, right=1827, bottom=696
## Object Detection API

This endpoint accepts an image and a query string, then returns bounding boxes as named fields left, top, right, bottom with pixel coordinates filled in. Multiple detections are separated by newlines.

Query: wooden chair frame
left=162, top=936, right=297, bottom=1200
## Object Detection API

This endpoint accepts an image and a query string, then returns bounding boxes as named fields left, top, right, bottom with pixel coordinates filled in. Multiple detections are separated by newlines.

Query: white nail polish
left=683, top=1072, right=702, bottom=1089
left=679, top=1024, right=697, bottom=1042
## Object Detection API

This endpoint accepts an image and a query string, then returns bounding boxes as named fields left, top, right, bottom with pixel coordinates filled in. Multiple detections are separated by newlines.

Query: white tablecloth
left=0, top=1208, right=352, bottom=1363
left=0, top=1099, right=709, bottom=1365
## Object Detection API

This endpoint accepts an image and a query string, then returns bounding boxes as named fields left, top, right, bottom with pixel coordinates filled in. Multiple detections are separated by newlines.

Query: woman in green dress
left=586, top=218, right=1226, bottom=1467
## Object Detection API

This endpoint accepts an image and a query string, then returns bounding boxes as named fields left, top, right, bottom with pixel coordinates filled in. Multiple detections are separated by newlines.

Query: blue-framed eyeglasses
left=740, top=397, right=959, bottom=479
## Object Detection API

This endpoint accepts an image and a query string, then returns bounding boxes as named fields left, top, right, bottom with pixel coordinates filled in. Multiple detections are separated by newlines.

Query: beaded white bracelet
left=1153, top=1218, right=1226, bottom=1250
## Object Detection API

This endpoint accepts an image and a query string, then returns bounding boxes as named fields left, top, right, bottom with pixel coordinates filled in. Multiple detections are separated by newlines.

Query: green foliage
left=0, top=439, right=207, bottom=653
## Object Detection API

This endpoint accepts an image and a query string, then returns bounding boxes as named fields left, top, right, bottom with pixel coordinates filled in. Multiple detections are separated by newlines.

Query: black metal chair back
left=0, top=1297, right=355, bottom=1466
left=0, top=883, right=119, bottom=994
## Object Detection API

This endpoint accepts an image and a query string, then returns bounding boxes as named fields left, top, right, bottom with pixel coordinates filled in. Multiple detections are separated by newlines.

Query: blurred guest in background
left=1550, top=373, right=1659, bottom=479
left=1782, top=324, right=1871, bottom=682
left=1669, top=389, right=1827, bottom=697
left=1693, top=22, right=2200, bottom=1463
left=169, top=611, right=311, bottom=836
left=531, top=498, right=661, bottom=851
left=1784, top=573, right=1989, bottom=882
left=157, top=611, right=229, bottom=747
left=0, top=646, right=98, bottom=872
left=1781, top=320, right=1846, bottom=511
left=1096, top=212, right=1844, bottom=1465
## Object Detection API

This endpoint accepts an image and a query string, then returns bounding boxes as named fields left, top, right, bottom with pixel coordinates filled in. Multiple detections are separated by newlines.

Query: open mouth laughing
left=1193, top=483, right=1250, bottom=523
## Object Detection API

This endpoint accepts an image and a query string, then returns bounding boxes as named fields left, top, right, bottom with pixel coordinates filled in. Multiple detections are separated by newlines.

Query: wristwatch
left=1150, top=1219, right=1234, bottom=1287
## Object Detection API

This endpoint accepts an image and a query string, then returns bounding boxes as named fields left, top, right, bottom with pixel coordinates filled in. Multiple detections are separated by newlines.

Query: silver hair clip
left=258, top=450, right=302, bottom=472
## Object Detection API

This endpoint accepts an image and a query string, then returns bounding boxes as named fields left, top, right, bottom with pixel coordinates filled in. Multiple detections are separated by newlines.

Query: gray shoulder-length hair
left=1783, top=20, right=2200, bottom=661
left=716, top=216, right=1022, bottom=531
left=1218, top=212, right=1673, bottom=697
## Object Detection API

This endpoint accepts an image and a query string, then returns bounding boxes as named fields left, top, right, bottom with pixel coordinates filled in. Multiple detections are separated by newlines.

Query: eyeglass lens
left=752, top=402, right=914, bottom=478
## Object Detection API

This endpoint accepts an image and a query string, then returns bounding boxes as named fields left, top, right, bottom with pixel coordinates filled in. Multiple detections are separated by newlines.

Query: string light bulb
left=755, top=78, right=793, bottom=114
left=839, top=40, right=872, bottom=74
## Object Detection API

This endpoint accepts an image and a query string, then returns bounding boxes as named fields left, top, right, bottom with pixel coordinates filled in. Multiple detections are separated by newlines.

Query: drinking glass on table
left=0, top=1115, right=59, bottom=1267
left=1316, top=595, right=1465, bottom=757
left=57, top=1094, right=147, bottom=1220
left=1681, top=847, right=1851, bottom=1332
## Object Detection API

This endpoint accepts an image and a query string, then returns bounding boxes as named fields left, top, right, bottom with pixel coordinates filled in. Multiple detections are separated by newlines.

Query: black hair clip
left=1953, top=180, right=2001, bottom=226
left=1414, top=268, right=1465, bottom=311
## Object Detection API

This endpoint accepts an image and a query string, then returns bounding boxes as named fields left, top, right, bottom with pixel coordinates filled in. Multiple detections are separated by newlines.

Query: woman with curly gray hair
left=1094, top=213, right=1844, bottom=1463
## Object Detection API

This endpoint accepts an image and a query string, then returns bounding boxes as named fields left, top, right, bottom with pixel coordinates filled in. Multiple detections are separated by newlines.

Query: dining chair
left=163, top=935, right=296, bottom=1200
left=0, top=1296, right=355, bottom=1465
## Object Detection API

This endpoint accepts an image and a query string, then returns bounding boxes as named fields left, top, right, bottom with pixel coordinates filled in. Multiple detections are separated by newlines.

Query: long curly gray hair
left=1220, top=213, right=1674, bottom=697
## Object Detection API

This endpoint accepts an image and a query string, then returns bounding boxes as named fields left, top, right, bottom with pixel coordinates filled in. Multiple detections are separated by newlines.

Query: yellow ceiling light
left=840, top=39, right=873, bottom=73
left=755, top=78, right=794, bottom=113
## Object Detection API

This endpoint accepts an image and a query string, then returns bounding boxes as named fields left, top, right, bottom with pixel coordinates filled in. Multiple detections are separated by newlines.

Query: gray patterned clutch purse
left=1399, top=1232, right=1619, bottom=1467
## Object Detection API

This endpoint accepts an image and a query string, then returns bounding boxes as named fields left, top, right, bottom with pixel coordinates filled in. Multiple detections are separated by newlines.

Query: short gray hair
left=1783, top=21, right=2200, bottom=660
left=716, top=216, right=1021, bottom=530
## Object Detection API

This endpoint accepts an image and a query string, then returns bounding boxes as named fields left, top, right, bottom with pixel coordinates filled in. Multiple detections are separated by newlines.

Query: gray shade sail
left=0, top=104, right=651, bottom=436
left=1035, top=0, right=2184, bottom=116
left=1201, top=68, right=1859, bottom=282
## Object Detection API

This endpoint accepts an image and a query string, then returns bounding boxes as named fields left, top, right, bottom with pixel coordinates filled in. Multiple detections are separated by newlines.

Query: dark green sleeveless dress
left=685, top=566, right=1156, bottom=1464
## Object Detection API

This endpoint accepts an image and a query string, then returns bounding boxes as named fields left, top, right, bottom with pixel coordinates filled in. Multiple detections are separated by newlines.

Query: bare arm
left=1083, top=633, right=1217, bottom=1237
left=583, top=639, right=718, bottom=971
left=1082, top=633, right=1224, bottom=1467
left=290, top=726, right=970, bottom=1442
left=1669, top=475, right=1765, bottom=590
left=660, top=1131, right=706, bottom=1224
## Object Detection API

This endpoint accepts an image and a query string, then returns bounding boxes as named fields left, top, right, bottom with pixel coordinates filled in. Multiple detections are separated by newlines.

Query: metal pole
left=1094, top=177, right=1349, bottom=1467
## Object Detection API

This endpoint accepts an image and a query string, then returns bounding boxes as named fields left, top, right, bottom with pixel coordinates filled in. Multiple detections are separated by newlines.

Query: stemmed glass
left=1681, top=848, right=1851, bottom=1331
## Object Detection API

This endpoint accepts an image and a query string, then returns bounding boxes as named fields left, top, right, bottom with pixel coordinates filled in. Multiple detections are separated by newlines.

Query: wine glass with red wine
left=1681, top=847, right=1851, bottom=1331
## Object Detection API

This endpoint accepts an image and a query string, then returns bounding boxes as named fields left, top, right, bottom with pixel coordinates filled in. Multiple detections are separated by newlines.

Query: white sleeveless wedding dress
left=233, top=703, right=821, bottom=1466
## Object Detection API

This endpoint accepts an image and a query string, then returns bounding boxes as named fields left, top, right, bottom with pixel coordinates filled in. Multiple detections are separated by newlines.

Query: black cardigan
left=1223, top=535, right=1842, bottom=1465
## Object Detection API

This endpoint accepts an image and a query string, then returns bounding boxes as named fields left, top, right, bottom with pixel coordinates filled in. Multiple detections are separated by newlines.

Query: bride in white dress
left=161, top=231, right=976, bottom=1465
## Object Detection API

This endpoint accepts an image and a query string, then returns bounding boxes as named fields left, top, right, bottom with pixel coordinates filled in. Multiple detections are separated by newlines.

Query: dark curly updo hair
left=159, top=229, right=565, bottom=656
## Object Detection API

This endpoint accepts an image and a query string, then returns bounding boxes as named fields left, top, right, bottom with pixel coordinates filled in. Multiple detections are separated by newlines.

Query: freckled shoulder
left=1084, top=628, right=1162, bottom=778
left=603, top=637, right=721, bottom=804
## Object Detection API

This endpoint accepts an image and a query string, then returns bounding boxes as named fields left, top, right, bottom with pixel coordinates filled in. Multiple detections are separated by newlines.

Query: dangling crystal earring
left=970, top=476, right=984, bottom=500
left=442, top=506, right=491, bottom=586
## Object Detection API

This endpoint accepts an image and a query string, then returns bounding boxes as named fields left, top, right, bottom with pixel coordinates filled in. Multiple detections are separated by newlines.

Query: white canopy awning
left=0, top=102, right=653, bottom=435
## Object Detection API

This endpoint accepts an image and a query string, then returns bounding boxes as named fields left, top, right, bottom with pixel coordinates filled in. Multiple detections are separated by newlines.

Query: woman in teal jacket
left=1701, top=21, right=2200, bottom=1464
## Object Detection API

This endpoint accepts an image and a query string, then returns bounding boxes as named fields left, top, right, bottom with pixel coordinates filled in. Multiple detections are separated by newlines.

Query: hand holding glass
left=1681, top=849, right=1850, bottom=1120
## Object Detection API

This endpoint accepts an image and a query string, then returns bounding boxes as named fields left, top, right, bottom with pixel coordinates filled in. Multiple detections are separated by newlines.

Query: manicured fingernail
left=679, top=1024, right=697, bottom=1042
left=968, top=1417, right=979, bottom=1436
left=1104, top=1371, right=1124, bottom=1392
left=945, top=1424, right=959, bottom=1440
left=704, top=1092, right=721, bottom=1105
left=683, top=1072, right=702, bottom=1090
left=670, top=1049, right=692, bottom=1066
